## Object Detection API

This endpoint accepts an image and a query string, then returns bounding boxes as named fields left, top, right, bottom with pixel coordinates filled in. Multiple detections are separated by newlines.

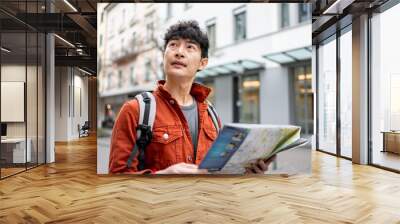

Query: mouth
left=171, top=61, right=187, bottom=68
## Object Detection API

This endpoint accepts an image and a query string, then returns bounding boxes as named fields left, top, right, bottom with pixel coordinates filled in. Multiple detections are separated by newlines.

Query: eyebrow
left=168, top=38, right=199, bottom=47
left=187, top=40, right=198, bottom=46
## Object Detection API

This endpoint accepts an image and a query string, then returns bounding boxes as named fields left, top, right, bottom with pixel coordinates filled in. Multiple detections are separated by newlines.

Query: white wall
left=55, top=67, right=89, bottom=141
left=215, top=76, right=233, bottom=124
left=55, top=67, right=68, bottom=141
left=260, top=67, right=291, bottom=124
left=160, top=3, right=311, bottom=67
left=160, top=3, right=281, bottom=47
left=1, top=65, right=39, bottom=138
left=159, top=3, right=311, bottom=126
left=46, top=32, right=55, bottom=163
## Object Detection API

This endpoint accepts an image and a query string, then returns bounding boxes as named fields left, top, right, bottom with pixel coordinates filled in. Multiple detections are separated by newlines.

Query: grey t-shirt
left=181, top=100, right=198, bottom=160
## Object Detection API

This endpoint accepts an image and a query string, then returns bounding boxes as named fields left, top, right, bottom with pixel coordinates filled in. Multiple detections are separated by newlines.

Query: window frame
left=233, top=6, right=247, bottom=42
left=206, top=18, right=217, bottom=55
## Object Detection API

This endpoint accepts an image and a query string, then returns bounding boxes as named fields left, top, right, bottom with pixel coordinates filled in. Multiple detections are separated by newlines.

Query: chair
left=79, top=121, right=90, bottom=138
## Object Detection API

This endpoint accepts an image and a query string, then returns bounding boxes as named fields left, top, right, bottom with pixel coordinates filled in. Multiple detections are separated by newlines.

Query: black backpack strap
left=126, top=92, right=156, bottom=171
left=206, top=100, right=221, bottom=133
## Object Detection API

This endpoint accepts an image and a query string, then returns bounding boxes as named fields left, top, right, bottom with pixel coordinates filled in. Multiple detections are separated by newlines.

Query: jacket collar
left=155, top=80, right=211, bottom=103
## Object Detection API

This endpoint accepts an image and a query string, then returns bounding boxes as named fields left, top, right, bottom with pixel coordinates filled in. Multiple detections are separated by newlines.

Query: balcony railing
left=111, top=39, right=140, bottom=63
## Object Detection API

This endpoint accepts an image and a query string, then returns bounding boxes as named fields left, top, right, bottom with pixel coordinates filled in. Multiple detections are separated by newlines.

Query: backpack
left=126, top=92, right=221, bottom=171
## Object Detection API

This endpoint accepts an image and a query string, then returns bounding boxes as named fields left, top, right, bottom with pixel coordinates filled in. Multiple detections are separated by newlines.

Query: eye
left=169, top=42, right=176, bottom=47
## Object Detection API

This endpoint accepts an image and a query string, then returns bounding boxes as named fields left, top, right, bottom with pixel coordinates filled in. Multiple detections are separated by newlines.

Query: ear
left=198, top=57, right=208, bottom=71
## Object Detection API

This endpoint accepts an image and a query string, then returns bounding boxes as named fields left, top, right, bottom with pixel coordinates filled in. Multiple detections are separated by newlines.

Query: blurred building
left=97, top=3, right=312, bottom=136
left=97, top=3, right=164, bottom=127
left=160, top=3, right=312, bottom=136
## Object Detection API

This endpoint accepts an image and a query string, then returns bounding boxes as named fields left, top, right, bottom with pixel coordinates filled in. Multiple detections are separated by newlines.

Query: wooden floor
left=1, top=163, right=45, bottom=178
left=1, top=167, right=26, bottom=178
left=1, top=135, right=400, bottom=223
left=373, top=151, right=400, bottom=171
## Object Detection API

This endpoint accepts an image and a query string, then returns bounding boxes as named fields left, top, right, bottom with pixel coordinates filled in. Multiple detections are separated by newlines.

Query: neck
left=164, top=78, right=194, bottom=106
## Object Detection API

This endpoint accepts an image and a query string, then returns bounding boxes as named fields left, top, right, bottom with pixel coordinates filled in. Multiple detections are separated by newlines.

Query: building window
left=234, top=9, right=246, bottom=42
left=118, top=70, right=123, bottom=88
left=166, top=3, right=172, bottom=20
left=281, top=3, right=290, bottom=28
left=318, top=36, right=337, bottom=155
left=107, top=73, right=113, bottom=89
left=121, top=38, right=124, bottom=52
left=118, top=9, right=126, bottom=33
left=130, top=66, right=136, bottom=85
left=145, top=60, right=152, bottom=81
left=122, top=9, right=126, bottom=27
left=298, top=4, right=311, bottom=23
left=130, top=4, right=137, bottom=26
left=371, top=4, right=400, bottom=171
left=292, top=64, right=313, bottom=136
left=207, top=22, right=216, bottom=54
left=128, top=32, right=136, bottom=55
left=239, top=75, right=260, bottom=123
left=146, top=22, right=154, bottom=41
left=339, top=28, right=352, bottom=158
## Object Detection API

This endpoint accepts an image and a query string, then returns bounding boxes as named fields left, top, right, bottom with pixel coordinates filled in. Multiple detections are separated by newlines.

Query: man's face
left=163, top=38, right=208, bottom=80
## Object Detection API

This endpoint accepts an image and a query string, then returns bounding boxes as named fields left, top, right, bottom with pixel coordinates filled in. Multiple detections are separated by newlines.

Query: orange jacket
left=109, top=80, right=221, bottom=174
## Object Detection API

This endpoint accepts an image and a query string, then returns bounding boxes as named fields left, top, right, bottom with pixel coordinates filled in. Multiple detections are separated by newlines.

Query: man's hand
left=245, top=155, right=276, bottom=174
left=155, top=162, right=209, bottom=174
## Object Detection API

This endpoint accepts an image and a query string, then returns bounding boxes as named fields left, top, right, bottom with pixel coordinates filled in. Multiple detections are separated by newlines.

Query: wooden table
left=381, top=131, right=400, bottom=154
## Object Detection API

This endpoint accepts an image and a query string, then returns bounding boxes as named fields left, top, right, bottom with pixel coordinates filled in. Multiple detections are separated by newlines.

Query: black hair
left=163, top=20, right=209, bottom=58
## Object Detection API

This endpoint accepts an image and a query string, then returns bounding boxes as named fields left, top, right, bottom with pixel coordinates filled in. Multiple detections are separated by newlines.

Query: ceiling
left=0, top=0, right=97, bottom=74
left=311, top=0, right=390, bottom=44
left=2, top=0, right=394, bottom=73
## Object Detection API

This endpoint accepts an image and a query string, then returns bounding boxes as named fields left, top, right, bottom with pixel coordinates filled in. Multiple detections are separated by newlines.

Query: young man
left=109, top=20, right=274, bottom=174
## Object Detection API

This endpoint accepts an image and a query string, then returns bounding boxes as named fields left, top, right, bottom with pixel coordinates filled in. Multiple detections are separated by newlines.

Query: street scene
left=97, top=3, right=312, bottom=174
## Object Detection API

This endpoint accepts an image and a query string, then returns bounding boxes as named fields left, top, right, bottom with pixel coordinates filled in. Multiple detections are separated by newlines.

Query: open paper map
left=199, top=123, right=308, bottom=174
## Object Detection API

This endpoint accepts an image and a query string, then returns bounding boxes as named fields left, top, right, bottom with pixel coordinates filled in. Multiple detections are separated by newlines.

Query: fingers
left=264, top=155, right=277, bottom=164
left=257, top=159, right=268, bottom=171
left=245, top=159, right=271, bottom=174
left=252, top=163, right=263, bottom=174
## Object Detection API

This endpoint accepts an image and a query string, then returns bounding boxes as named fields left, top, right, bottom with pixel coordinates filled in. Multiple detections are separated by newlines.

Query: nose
left=174, top=45, right=185, bottom=58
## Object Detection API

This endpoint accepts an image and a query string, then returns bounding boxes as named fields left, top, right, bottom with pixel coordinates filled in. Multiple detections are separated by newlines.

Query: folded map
left=199, top=123, right=308, bottom=174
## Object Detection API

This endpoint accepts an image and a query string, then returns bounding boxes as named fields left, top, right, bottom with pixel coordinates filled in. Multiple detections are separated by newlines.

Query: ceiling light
left=1, top=47, right=11, bottom=53
left=323, top=0, right=354, bottom=15
left=78, top=67, right=93, bottom=76
left=54, top=34, right=75, bottom=48
left=243, top=80, right=260, bottom=88
left=63, top=0, right=78, bottom=12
